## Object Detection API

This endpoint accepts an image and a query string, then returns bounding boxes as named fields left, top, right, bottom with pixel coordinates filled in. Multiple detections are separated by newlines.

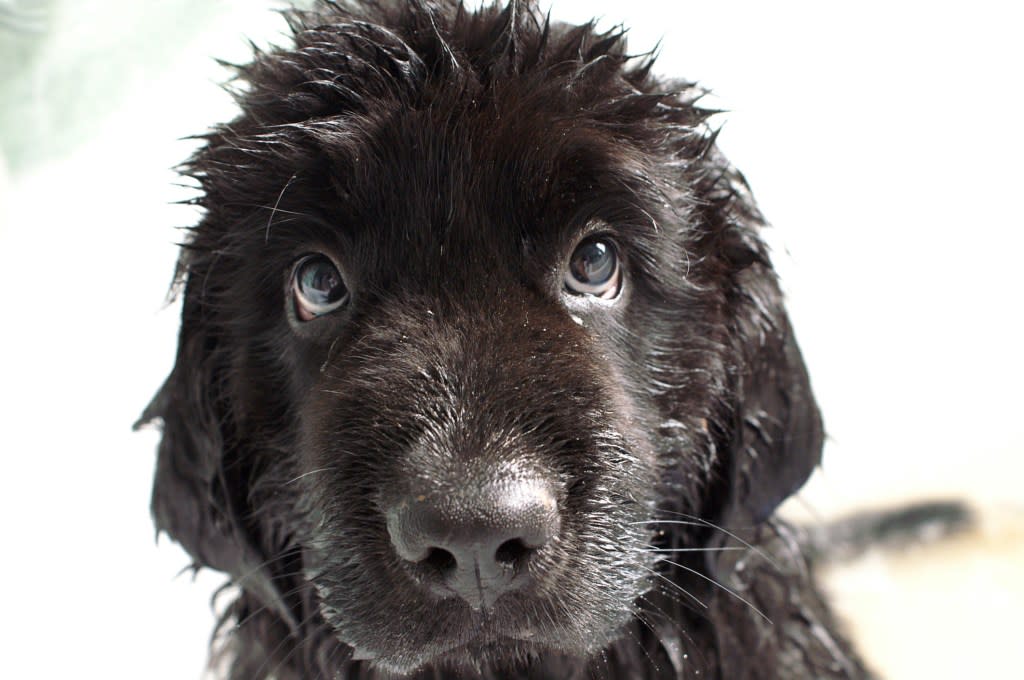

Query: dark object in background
left=807, top=500, right=975, bottom=565
left=139, top=1, right=872, bottom=678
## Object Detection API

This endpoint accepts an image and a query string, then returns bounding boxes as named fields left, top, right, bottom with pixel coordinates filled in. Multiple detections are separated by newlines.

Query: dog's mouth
left=348, top=623, right=582, bottom=674
left=319, top=578, right=633, bottom=674
left=351, top=629, right=536, bottom=659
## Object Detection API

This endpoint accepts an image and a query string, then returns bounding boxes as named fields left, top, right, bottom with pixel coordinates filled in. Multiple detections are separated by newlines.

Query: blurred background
left=1, top=1, right=1021, bottom=677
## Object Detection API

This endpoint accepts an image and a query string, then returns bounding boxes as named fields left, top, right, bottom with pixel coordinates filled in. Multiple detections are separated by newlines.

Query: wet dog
left=141, top=1, right=870, bottom=677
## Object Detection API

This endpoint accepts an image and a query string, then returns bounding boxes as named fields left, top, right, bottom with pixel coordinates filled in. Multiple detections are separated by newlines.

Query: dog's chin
left=330, top=595, right=627, bottom=676
left=353, top=631, right=596, bottom=676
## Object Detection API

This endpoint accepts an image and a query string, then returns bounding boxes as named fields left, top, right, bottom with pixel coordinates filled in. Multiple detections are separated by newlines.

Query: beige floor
left=828, top=512, right=1024, bottom=679
left=783, top=491, right=1024, bottom=679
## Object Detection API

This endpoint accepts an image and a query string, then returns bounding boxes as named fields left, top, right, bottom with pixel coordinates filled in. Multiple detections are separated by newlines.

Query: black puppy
left=141, top=1, right=870, bottom=678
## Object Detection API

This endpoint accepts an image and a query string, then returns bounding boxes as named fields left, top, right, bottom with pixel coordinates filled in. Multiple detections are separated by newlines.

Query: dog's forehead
left=364, top=111, right=643, bottom=233
left=299, top=104, right=656, bottom=285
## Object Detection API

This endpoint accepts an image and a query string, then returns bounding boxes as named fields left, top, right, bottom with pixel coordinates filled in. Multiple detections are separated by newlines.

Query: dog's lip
left=441, top=631, right=547, bottom=655
left=352, top=626, right=550, bottom=668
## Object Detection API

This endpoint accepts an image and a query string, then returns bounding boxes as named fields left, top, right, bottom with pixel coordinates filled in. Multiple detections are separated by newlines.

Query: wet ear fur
left=727, top=260, right=823, bottom=527
left=136, top=279, right=298, bottom=631
left=704, top=169, right=824, bottom=537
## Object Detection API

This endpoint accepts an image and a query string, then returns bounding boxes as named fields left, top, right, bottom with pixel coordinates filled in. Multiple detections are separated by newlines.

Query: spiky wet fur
left=141, top=1, right=871, bottom=678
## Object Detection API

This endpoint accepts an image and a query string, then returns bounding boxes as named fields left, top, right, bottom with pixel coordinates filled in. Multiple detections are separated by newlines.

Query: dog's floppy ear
left=137, top=277, right=298, bottom=630
left=700, top=163, right=824, bottom=532
left=727, top=260, right=823, bottom=526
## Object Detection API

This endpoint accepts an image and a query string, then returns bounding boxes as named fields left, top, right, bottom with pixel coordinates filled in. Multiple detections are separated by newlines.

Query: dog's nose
left=386, top=478, right=560, bottom=609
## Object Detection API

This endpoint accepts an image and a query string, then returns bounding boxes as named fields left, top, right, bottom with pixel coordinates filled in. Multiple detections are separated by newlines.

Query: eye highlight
left=291, top=254, right=348, bottom=321
left=564, top=237, right=621, bottom=299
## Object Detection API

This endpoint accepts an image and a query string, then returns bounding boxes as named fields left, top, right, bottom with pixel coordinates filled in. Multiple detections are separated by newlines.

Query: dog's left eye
left=291, top=254, right=348, bottom=321
left=564, top=237, right=621, bottom=299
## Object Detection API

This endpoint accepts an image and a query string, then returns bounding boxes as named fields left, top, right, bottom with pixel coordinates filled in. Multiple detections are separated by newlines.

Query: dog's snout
left=386, top=479, right=560, bottom=609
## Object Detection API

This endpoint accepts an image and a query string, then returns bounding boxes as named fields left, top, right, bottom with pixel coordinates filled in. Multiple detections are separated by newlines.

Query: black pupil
left=299, top=259, right=345, bottom=305
left=570, top=241, right=615, bottom=284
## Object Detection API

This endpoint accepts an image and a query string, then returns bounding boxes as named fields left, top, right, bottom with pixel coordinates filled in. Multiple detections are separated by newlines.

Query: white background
left=1, top=1, right=1021, bottom=678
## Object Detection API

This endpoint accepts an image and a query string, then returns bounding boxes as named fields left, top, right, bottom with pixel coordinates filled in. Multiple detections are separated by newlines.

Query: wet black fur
left=141, top=1, right=871, bottom=678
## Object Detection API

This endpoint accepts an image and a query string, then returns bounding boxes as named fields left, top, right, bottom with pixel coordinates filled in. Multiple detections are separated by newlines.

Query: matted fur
left=141, top=1, right=870, bottom=678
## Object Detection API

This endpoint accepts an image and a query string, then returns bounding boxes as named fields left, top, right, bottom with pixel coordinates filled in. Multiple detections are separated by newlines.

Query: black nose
left=386, top=478, right=560, bottom=609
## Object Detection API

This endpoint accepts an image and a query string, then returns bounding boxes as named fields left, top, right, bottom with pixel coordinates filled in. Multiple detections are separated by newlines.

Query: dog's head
left=141, top=1, right=822, bottom=675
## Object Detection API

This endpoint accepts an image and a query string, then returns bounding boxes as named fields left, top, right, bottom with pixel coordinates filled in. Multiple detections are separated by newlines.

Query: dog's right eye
left=291, top=254, right=348, bottom=321
left=564, top=237, right=621, bottom=299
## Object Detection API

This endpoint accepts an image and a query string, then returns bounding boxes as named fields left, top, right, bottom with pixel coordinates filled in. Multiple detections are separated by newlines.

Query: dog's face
left=143, top=2, right=824, bottom=677
left=294, top=109, right=671, bottom=671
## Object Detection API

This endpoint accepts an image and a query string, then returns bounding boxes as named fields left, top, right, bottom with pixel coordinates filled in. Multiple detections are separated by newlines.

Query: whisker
left=208, top=551, right=293, bottom=594
left=312, top=639, right=350, bottom=680
left=637, top=594, right=687, bottom=639
left=631, top=608, right=680, bottom=676
left=642, top=546, right=746, bottom=553
left=659, top=558, right=771, bottom=624
left=256, top=606, right=326, bottom=680
left=285, top=467, right=337, bottom=486
left=231, top=578, right=313, bottom=632
left=638, top=595, right=710, bottom=673
left=620, top=622, right=662, bottom=677
left=227, top=566, right=331, bottom=634
left=639, top=565, right=707, bottom=610
left=635, top=514, right=779, bottom=570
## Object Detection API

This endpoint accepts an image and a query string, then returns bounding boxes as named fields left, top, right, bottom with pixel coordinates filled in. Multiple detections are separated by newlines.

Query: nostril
left=386, top=477, right=560, bottom=607
left=423, top=546, right=457, bottom=574
left=494, top=538, right=531, bottom=568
